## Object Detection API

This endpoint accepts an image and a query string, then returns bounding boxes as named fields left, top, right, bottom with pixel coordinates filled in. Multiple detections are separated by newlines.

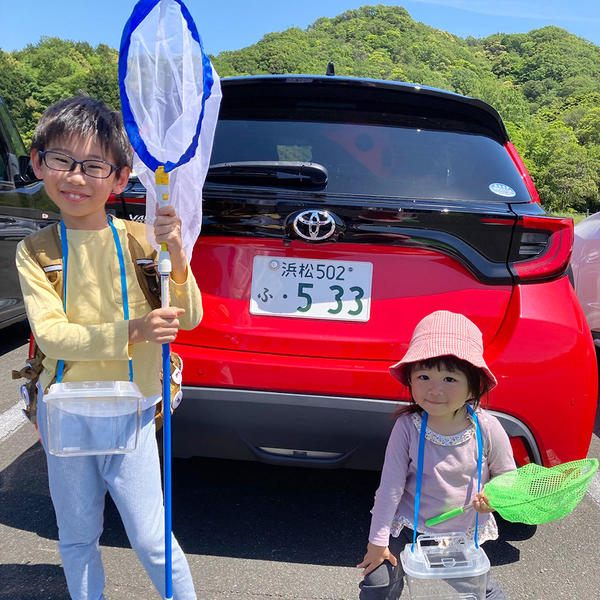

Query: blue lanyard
left=411, top=410, right=429, bottom=551
left=56, top=218, right=133, bottom=383
left=412, top=406, right=483, bottom=551
left=467, top=404, right=483, bottom=549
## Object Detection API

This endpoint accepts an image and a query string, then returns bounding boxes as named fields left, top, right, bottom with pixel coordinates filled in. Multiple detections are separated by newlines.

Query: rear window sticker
left=489, top=183, right=516, bottom=197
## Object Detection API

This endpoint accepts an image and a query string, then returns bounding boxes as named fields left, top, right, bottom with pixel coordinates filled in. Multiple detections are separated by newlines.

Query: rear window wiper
left=206, top=161, right=328, bottom=187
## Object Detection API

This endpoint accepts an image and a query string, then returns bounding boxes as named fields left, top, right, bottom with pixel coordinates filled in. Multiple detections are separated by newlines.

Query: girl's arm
left=357, top=420, right=410, bottom=573
left=358, top=418, right=410, bottom=576
left=367, top=418, right=411, bottom=546
left=484, top=412, right=517, bottom=478
left=473, top=412, right=517, bottom=514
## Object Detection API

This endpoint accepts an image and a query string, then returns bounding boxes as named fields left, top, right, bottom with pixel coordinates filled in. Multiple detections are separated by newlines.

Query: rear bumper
left=173, top=387, right=398, bottom=469
left=172, top=386, right=542, bottom=470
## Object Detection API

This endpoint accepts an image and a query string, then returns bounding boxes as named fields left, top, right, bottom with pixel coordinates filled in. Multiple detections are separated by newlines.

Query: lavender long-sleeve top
left=368, top=410, right=516, bottom=546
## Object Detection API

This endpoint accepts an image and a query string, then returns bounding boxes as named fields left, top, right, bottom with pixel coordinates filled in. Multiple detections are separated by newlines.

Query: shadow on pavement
left=0, top=564, right=68, bottom=600
left=0, top=442, right=58, bottom=541
left=0, top=320, right=30, bottom=355
left=158, top=457, right=531, bottom=568
left=101, top=455, right=381, bottom=567
left=1, top=447, right=532, bottom=569
left=481, top=517, right=536, bottom=566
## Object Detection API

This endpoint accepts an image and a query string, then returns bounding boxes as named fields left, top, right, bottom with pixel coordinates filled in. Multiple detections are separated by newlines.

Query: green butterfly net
left=426, top=458, right=598, bottom=527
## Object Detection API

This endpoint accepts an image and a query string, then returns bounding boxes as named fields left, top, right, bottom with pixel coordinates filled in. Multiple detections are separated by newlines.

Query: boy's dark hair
left=394, top=355, right=487, bottom=418
left=31, top=96, right=133, bottom=172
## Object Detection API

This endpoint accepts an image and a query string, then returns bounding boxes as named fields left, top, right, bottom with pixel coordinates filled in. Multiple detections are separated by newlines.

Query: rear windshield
left=209, top=119, right=530, bottom=202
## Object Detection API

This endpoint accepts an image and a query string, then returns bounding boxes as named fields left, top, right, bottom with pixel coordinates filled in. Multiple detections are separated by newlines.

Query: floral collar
left=411, top=411, right=476, bottom=446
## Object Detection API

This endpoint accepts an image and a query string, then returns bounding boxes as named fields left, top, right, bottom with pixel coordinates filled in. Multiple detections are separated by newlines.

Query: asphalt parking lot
left=1, top=320, right=599, bottom=599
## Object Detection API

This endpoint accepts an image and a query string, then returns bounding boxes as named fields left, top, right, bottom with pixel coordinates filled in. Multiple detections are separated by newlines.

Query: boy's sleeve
left=169, top=265, right=203, bottom=330
left=368, top=418, right=411, bottom=546
left=16, top=240, right=129, bottom=361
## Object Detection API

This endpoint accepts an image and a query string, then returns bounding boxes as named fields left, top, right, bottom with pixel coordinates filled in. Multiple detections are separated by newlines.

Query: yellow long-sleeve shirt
left=16, top=218, right=202, bottom=398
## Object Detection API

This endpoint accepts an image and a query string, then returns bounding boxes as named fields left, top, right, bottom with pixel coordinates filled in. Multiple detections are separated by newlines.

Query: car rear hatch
left=176, top=76, right=569, bottom=393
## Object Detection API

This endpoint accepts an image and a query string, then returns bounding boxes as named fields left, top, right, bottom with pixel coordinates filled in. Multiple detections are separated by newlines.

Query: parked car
left=92, top=75, right=600, bottom=470
left=0, top=97, right=58, bottom=330
left=571, top=212, right=600, bottom=348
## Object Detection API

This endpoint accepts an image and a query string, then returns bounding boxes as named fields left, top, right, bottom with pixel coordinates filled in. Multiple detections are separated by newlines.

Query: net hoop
left=118, top=0, right=215, bottom=173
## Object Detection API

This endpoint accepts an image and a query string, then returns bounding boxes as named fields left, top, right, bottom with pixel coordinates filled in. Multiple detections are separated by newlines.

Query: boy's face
left=31, top=135, right=130, bottom=230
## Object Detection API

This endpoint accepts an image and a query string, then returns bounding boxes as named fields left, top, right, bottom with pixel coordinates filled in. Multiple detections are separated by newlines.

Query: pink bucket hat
left=389, top=310, right=497, bottom=393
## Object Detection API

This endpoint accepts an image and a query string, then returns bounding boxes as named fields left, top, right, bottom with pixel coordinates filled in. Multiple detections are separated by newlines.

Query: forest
left=1, top=4, right=599, bottom=213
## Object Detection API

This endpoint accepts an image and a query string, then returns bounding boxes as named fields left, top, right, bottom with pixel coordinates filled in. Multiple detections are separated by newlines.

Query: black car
left=0, top=97, right=57, bottom=330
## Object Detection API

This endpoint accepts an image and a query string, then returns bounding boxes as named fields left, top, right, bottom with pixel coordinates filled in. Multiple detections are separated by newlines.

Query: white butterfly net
left=122, top=0, right=221, bottom=259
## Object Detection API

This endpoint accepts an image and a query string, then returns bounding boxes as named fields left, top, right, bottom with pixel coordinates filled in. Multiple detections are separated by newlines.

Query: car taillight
left=509, top=216, right=574, bottom=283
left=505, top=141, right=540, bottom=204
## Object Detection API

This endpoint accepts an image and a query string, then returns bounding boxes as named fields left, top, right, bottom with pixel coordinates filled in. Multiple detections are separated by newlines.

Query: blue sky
left=2, top=0, right=599, bottom=56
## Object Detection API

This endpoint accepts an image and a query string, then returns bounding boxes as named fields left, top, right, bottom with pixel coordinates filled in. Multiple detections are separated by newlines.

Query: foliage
left=0, top=37, right=120, bottom=147
left=1, top=6, right=599, bottom=211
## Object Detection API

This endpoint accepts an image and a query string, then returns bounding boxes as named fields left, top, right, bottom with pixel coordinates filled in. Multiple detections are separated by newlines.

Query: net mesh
left=120, top=0, right=221, bottom=260
left=485, top=458, right=598, bottom=525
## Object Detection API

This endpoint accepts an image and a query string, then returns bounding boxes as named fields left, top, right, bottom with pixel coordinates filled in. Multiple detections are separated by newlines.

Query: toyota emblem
left=292, top=210, right=337, bottom=241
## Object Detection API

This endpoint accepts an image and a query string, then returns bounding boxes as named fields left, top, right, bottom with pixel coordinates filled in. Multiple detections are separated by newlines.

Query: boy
left=16, top=96, right=201, bottom=599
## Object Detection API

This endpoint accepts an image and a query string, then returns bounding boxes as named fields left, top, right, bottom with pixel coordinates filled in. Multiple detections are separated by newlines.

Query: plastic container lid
left=401, top=533, right=490, bottom=580
left=43, top=380, right=143, bottom=456
left=43, top=381, right=144, bottom=417
left=44, top=380, right=142, bottom=398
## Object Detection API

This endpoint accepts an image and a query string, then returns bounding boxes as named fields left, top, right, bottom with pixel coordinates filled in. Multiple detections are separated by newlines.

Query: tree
left=522, top=121, right=599, bottom=211
left=2, top=6, right=599, bottom=213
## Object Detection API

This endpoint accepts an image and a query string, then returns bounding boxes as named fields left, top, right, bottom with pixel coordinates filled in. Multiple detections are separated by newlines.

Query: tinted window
left=0, top=101, right=27, bottom=158
left=209, top=120, right=530, bottom=202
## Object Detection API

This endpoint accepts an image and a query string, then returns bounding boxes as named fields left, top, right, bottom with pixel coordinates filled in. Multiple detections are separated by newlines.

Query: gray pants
left=38, top=398, right=197, bottom=600
left=359, top=528, right=507, bottom=600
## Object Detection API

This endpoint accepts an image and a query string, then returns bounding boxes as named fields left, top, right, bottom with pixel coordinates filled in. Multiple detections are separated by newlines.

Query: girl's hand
left=473, top=492, right=494, bottom=514
left=154, top=205, right=188, bottom=283
left=129, top=307, right=185, bottom=344
left=356, top=542, right=397, bottom=576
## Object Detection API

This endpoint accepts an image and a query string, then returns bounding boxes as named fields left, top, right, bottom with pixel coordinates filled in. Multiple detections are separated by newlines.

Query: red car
left=111, top=75, right=597, bottom=469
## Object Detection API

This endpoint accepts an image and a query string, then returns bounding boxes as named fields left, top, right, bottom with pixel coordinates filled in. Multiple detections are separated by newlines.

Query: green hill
left=1, top=4, right=599, bottom=212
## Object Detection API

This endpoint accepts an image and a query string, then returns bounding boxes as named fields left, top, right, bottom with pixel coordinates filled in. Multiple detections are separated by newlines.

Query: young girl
left=357, top=310, right=516, bottom=600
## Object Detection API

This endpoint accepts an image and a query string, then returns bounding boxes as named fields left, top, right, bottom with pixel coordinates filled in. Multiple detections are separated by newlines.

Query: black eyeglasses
left=39, top=150, right=118, bottom=179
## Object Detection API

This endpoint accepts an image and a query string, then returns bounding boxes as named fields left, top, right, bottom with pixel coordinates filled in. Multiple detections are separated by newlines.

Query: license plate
left=250, top=256, right=372, bottom=322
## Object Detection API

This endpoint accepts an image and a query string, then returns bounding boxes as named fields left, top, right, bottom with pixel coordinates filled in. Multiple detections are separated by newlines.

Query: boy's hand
left=357, top=542, right=397, bottom=576
left=129, top=307, right=185, bottom=344
left=154, top=205, right=188, bottom=283
left=473, top=492, right=494, bottom=514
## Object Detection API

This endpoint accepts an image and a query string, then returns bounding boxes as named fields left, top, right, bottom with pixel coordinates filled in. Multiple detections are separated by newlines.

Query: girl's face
left=409, top=364, right=471, bottom=421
